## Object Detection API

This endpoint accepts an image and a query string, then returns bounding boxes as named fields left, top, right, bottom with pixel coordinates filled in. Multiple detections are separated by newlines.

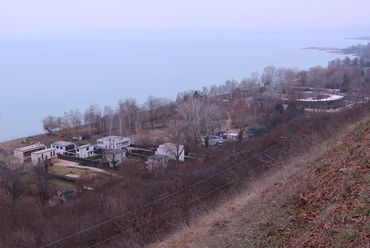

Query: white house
left=51, top=141, right=76, bottom=155
left=14, top=143, right=47, bottom=164
left=76, top=143, right=95, bottom=158
left=155, top=143, right=185, bottom=162
left=97, top=136, right=130, bottom=150
left=31, top=148, right=58, bottom=165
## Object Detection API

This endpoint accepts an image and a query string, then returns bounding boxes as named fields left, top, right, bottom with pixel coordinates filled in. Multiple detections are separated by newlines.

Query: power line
left=88, top=159, right=273, bottom=248
left=42, top=143, right=280, bottom=248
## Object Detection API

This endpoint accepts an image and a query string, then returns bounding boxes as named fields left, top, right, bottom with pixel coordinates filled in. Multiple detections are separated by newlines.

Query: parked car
left=247, top=126, right=270, bottom=138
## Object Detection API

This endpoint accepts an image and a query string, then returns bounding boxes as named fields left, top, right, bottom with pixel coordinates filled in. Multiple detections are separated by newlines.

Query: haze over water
left=0, top=28, right=369, bottom=141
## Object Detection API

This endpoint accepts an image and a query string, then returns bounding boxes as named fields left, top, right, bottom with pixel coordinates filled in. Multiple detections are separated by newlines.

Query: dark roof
left=59, top=185, right=76, bottom=198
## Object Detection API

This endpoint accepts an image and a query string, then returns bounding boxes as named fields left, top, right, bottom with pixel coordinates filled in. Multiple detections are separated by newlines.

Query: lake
left=0, top=29, right=369, bottom=141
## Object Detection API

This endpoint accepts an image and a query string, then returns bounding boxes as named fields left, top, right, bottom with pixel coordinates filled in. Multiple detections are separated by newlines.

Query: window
left=87, top=147, right=89, bottom=151
left=77, top=149, right=79, bottom=152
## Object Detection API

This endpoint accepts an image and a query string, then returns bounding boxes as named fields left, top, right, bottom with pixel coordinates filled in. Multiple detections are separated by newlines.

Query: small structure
left=147, top=154, right=168, bottom=170
left=49, top=185, right=76, bottom=207
left=51, top=141, right=76, bottom=156
left=155, top=143, right=185, bottom=162
left=247, top=126, right=270, bottom=138
left=76, top=143, right=95, bottom=158
left=226, top=132, right=239, bottom=141
left=14, top=143, right=46, bottom=164
left=97, top=136, right=130, bottom=151
left=105, top=149, right=126, bottom=167
left=31, top=148, right=58, bottom=165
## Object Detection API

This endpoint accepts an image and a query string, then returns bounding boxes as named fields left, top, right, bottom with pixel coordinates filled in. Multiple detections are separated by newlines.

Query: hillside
left=151, top=118, right=370, bottom=247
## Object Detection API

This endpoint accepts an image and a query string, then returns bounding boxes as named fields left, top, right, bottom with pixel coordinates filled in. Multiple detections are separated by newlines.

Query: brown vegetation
left=1, top=100, right=369, bottom=247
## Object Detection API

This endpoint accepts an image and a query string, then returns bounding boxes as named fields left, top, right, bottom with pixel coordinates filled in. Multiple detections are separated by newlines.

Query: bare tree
left=225, top=79, right=239, bottom=100
left=201, top=103, right=223, bottom=136
left=261, top=65, right=276, bottom=94
left=116, top=101, right=127, bottom=136
left=209, top=84, right=219, bottom=97
left=145, top=95, right=159, bottom=129
left=69, top=109, right=83, bottom=142
left=62, top=111, right=72, bottom=141
left=308, top=66, right=326, bottom=87
left=31, top=165, right=57, bottom=207
left=120, top=98, right=141, bottom=134
left=157, top=98, right=174, bottom=128
left=84, top=105, right=96, bottom=137
left=176, top=97, right=204, bottom=137
left=0, top=165, right=27, bottom=204
left=231, top=98, right=251, bottom=134
left=41, top=116, right=62, bottom=141
left=166, top=124, right=191, bottom=162
left=103, top=105, right=115, bottom=136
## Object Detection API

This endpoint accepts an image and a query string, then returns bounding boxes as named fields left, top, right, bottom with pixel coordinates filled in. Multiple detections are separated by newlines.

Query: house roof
left=32, top=148, right=56, bottom=155
left=298, top=94, right=344, bottom=102
left=108, top=149, right=125, bottom=155
left=77, top=143, right=94, bottom=149
left=58, top=185, right=76, bottom=198
left=53, top=141, right=75, bottom=147
left=97, top=136, right=130, bottom=142
left=14, top=143, right=46, bottom=152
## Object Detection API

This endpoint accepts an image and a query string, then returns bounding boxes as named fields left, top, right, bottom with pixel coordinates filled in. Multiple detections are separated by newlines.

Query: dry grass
left=49, top=165, right=97, bottom=176
left=149, top=121, right=362, bottom=248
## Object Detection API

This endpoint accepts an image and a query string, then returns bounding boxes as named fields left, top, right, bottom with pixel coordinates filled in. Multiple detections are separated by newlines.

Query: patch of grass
left=339, top=229, right=359, bottom=240
left=51, top=178, right=75, bottom=188
left=364, top=208, right=370, bottom=217
left=49, top=166, right=97, bottom=176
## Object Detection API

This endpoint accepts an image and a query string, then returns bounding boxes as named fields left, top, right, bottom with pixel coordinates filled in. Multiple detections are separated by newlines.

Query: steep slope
left=150, top=118, right=370, bottom=247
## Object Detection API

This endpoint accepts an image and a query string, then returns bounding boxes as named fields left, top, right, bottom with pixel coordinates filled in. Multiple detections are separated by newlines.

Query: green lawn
left=49, top=165, right=98, bottom=176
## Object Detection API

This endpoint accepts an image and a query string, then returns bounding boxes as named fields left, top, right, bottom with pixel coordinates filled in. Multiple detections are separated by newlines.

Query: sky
left=0, top=0, right=370, bottom=35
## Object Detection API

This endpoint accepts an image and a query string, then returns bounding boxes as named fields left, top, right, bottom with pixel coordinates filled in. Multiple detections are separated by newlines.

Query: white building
left=96, top=136, right=130, bottom=150
left=226, top=132, right=239, bottom=141
left=14, top=143, right=47, bottom=164
left=155, top=143, right=185, bottom=162
left=76, top=144, right=95, bottom=158
left=51, top=141, right=76, bottom=155
left=31, top=148, right=58, bottom=165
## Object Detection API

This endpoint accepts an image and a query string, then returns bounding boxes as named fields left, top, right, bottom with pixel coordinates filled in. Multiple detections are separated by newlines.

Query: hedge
left=52, top=174, right=76, bottom=182
left=58, top=154, right=104, bottom=167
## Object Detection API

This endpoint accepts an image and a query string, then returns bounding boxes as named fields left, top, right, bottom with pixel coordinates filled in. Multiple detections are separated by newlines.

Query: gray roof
left=108, top=149, right=125, bottom=155
left=59, top=185, right=76, bottom=199
left=77, top=143, right=94, bottom=149
left=53, top=141, right=75, bottom=147
left=14, top=143, right=46, bottom=152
